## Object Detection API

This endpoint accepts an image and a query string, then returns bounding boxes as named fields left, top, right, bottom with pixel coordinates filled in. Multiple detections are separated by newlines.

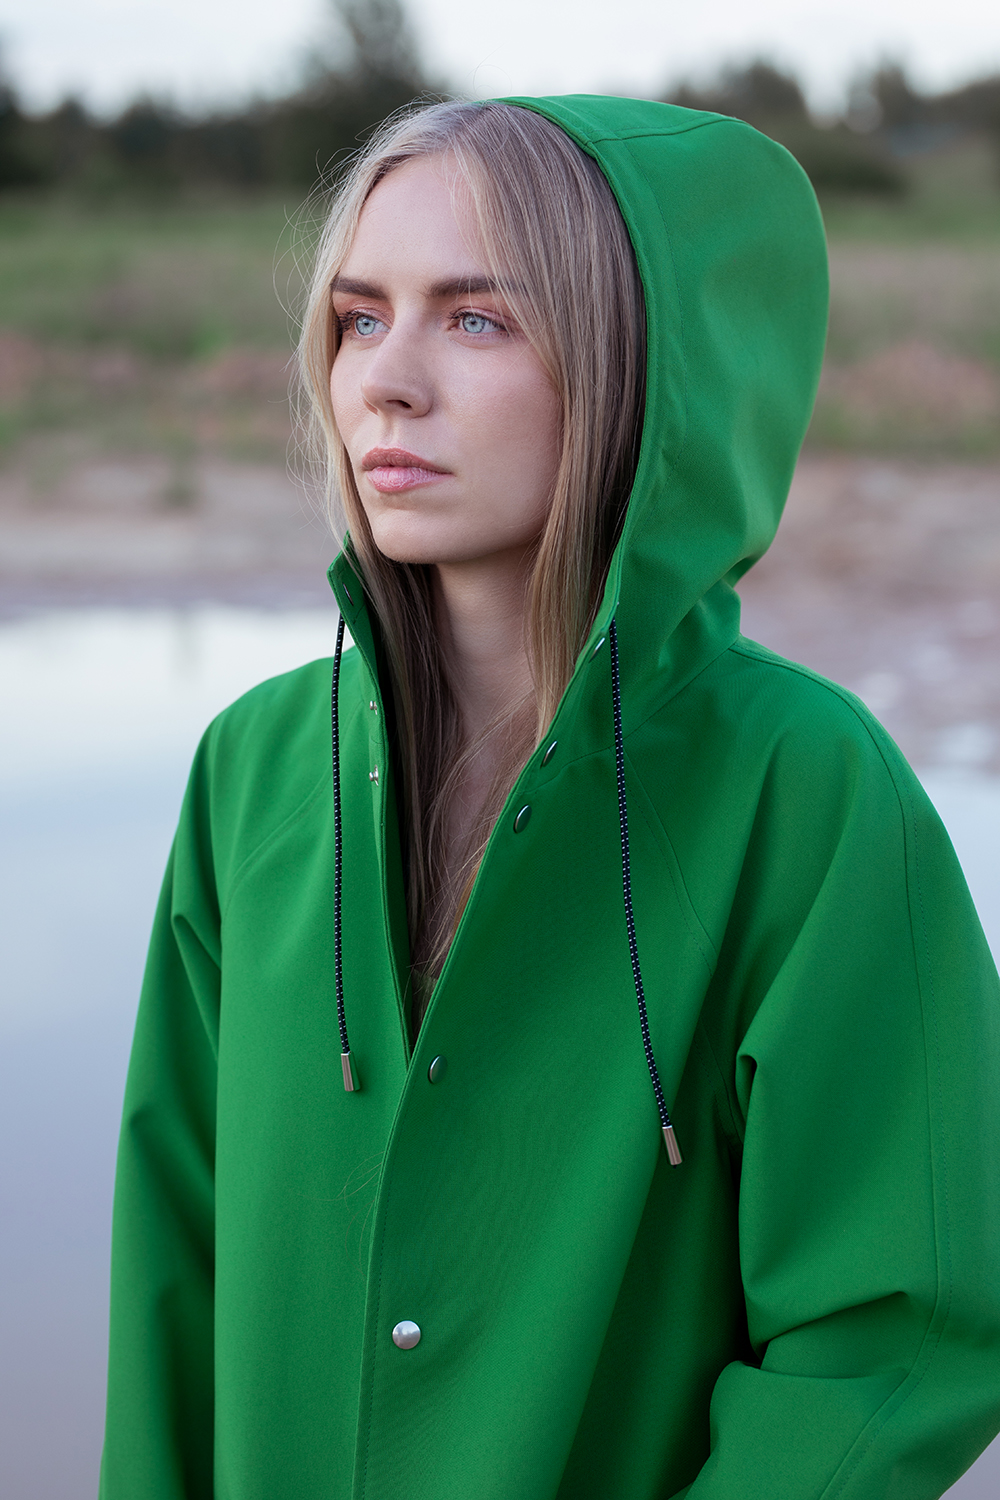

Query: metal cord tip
left=662, top=1124, right=683, bottom=1166
left=341, top=1051, right=359, bottom=1092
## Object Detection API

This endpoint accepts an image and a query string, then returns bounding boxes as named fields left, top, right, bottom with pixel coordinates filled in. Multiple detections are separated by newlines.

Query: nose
left=360, top=322, right=432, bottom=418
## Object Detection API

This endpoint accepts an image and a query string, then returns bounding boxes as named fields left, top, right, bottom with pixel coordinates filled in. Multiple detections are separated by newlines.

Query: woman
left=100, top=97, right=1000, bottom=1499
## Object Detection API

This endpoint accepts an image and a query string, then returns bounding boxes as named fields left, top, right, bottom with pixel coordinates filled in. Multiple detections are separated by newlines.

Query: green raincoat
left=100, top=96, right=1000, bottom=1499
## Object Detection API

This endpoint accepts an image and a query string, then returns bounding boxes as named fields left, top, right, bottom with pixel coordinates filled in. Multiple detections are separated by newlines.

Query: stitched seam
left=357, top=1168, right=392, bottom=1500
left=356, top=1067, right=426, bottom=1496
left=547, top=620, right=740, bottom=779
left=375, top=759, right=411, bottom=1059
left=729, top=641, right=914, bottom=767
left=625, top=747, right=717, bottom=970
left=585, top=108, right=689, bottom=605
left=818, top=775, right=950, bottom=1498
left=587, top=116, right=737, bottom=144
left=725, top=639, right=950, bottom=1495
left=221, top=768, right=329, bottom=921
left=696, top=1017, right=744, bottom=1148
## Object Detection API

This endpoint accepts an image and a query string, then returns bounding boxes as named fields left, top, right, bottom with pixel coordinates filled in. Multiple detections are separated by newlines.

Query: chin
left=366, top=519, right=456, bottom=567
left=364, top=511, right=540, bottom=569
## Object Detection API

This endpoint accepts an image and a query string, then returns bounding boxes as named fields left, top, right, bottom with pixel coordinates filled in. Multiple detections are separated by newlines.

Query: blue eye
left=353, top=314, right=379, bottom=337
left=459, top=312, right=494, bottom=335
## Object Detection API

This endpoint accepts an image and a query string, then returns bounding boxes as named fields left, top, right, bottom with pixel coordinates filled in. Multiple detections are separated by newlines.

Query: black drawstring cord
left=609, top=618, right=682, bottom=1166
left=332, top=600, right=671, bottom=1133
left=331, top=612, right=359, bottom=1092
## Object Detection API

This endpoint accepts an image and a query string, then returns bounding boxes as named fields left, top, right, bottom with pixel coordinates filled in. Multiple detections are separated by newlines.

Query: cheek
left=520, top=387, right=563, bottom=509
left=482, top=365, right=562, bottom=490
left=328, top=356, right=358, bottom=440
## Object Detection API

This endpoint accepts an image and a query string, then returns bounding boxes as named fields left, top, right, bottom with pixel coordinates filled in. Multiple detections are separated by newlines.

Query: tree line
left=671, top=61, right=1000, bottom=195
left=0, top=0, right=998, bottom=199
left=0, top=0, right=433, bottom=194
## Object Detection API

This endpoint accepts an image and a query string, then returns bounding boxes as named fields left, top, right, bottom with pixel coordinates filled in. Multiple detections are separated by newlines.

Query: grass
left=824, top=244, right=1000, bottom=365
left=0, top=137, right=997, bottom=482
left=0, top=191, right=308, bottom=356
left=819, top=135, right=1000, bottom=244
left=805, top=137, right=1000, bottom=458
left=0, top=191, right=319, bottom=473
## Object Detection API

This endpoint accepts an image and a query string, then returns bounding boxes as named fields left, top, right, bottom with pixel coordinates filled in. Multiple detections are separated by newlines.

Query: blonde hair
left=298, top=100, right=645, bottom=979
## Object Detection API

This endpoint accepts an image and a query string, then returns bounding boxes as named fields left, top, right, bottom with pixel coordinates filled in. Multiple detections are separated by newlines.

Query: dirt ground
left=1, top=450, right=999, bottom=773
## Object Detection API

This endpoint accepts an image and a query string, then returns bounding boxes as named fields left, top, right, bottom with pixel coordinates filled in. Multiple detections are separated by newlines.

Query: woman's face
left=329, top=155, right=562, bottom=570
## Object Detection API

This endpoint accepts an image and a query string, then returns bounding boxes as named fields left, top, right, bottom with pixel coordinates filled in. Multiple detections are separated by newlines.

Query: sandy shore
left=0, top=456, right=337, bottom=613
left=2, top=451, right=999, bottom=772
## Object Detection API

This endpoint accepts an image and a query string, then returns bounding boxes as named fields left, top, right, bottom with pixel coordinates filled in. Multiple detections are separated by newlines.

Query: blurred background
left=0, top=1, right=998, bottom=1496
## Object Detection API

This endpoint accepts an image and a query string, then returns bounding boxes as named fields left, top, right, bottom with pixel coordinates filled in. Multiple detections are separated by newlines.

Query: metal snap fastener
left=392, top=1321, right=421, bottom=1349
left=541, top=739, right=558, bottom=766
left=513, top=804, right=532, bottom=833
left=369, top=766, right=379, bottom=784
left=590, top=635, right=606, bottom=658
left=368, top=700, right=377, bottom=712
left=428, top=1055, right=447, bottom=1084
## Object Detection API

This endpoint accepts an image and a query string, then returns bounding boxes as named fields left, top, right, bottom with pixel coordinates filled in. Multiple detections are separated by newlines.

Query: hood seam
left=587, top=117, right=743, bottom=145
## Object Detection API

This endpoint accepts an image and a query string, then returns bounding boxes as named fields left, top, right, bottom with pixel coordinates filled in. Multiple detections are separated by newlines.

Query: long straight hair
left=298, top=100, right=645, bottom=978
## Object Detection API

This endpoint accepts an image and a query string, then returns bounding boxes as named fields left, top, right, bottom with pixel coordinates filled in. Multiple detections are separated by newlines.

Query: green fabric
left=101, top=96, right=1000, bottom=1500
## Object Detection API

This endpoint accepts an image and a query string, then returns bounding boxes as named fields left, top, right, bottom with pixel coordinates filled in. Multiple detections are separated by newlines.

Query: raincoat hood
left=510, top=95, right=829, bottom=659
left=330, top=94, right=829, bottom=751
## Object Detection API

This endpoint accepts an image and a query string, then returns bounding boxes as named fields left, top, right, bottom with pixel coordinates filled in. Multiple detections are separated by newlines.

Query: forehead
left=341, top=155, right=486, bottom=281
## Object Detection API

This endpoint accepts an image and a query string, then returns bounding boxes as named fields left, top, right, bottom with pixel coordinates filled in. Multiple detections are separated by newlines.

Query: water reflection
left=1, top=606, right=997, bottom=1499
left=1, top=606, right=339, bottom=1500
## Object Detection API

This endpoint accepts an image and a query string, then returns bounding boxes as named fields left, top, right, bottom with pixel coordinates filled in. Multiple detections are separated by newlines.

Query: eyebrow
left=330, top=274, right=520, bottom=300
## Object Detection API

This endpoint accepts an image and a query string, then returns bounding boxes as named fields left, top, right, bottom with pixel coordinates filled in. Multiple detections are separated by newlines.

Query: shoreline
left=3, top=451, right=1000, bottom=775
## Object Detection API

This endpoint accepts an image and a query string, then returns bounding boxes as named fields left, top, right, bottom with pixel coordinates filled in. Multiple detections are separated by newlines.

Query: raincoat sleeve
left=99, top=731, right=220, bottom=1500
left=686, top=727, right=1000, bottom=1499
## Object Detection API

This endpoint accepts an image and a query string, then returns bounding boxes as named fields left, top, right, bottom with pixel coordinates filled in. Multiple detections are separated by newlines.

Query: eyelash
left=336, top=309, right=508, bottom=339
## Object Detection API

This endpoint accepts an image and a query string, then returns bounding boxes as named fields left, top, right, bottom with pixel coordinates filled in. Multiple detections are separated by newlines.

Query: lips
left=361, top=447, right=450, bottom=494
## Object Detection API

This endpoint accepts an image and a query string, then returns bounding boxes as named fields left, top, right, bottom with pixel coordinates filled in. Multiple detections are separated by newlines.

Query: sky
left=2, top=0, right=1000, bottom=117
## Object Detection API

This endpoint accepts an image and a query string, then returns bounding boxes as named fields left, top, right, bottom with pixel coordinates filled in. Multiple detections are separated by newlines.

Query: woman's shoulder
left=179, top=647, right=363, bottom=880
left=635, top=632, right=934, bottom=858
left=210, top=651, right=337, bottom=741
left=207, top=640, right=368, bottom=744
left=636, top=636, right=966, bottom=990
left=709, top=634, right=911, bottom=778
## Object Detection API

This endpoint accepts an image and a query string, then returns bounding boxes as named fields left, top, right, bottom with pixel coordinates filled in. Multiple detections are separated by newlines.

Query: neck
left=433, top=545, right=536, bottom=742
left=409, top=546, right=537, bottom=987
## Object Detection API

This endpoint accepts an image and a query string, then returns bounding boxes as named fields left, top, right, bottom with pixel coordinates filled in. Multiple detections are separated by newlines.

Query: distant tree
left=177, top=113, right=267, bottom=187
left=107, top=100, right=185, bottom=188
left=672, top=61, right=809, bottom=126
left=34, top=99, right=101, bottom=182
left=938, top=73, right=1000, bottom=136
left=667, top=60, right=905, bottom=196
left=0, top=69, right=49, bottom=187
left=853, top=63, right=1000, bottom=182
left=336, top=0, right=426, bottom=94
left=869, top=66, right=930, bottom=132
left=260, top=0, right=437, bottom=185
left=97, top=0, right=441, bottom=192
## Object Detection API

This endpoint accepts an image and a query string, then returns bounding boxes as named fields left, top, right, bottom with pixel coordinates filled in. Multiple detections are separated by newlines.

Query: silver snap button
left=541, top=739, right=558, bottom=766
left=392, top=1321, right=421, bottom=1349
left=368, top=700, right=377, bottom=712
left=590, top=635, right=606, bottom=659
left=513, top=804, right=532, bottom=833
left=428, top=1055, right=447, bottom=1084
left=369, top=766, right=379, bottom=784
